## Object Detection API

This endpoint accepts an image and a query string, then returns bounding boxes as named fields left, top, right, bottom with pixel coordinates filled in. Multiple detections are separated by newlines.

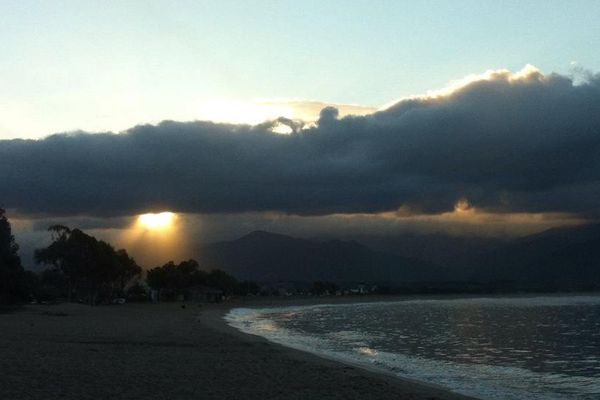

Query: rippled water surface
left=226, top=296, right=600, bottom=399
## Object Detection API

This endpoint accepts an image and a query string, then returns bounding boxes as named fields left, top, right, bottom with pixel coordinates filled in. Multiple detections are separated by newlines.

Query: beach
left=0, top=301, right=477, bottom=400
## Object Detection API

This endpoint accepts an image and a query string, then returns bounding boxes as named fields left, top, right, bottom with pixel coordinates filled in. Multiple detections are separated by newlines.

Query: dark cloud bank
left=2, top=69, right=600, bottom=219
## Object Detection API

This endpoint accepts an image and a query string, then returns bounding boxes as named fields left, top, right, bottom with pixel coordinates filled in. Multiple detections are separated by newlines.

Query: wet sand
left=0, top=301, right=477, bottom=400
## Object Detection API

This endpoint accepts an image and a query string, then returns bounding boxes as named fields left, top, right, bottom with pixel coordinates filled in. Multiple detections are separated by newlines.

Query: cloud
left=258, top=99, right=377, bottom=121
left=2, top=66, right=600, bottom=219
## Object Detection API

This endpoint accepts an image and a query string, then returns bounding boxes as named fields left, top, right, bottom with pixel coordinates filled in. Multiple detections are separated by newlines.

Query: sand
left=0, top=301, right=478, bottom=400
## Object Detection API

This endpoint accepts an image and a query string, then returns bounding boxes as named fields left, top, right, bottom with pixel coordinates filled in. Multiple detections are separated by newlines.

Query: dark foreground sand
left=0, top=302, right=477, bottom=400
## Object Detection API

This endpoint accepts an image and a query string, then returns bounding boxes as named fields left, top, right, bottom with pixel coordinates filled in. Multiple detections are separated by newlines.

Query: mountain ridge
left=197, top=230, right=447, bottom=283
left=195, top=224, right=600, bottom=290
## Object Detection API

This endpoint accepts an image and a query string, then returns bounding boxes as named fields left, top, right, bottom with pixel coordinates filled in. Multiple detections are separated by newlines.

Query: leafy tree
left=113, top=249, right=142, bottom=294
left=0, top=208, right=29, bottom=304
left=147, top=259, right=207, bottom=300
left=146, top=259, right=244, bottom=300
left=206, top=269, right=238, bottom=295
left=38, top=268, right=68, bottom=301
left=35, top=226, right=141, bottom=304
left=146, top=265, right=168, bottom=292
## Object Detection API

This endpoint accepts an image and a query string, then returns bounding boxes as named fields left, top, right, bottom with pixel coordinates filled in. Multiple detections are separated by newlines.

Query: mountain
left=471, top=223, right=600, bottom=288
left=343, top=233, right=507, bottom=268
left=195, top=224, right=600, bottom=290
left=197, top=230, right=447, bottom=283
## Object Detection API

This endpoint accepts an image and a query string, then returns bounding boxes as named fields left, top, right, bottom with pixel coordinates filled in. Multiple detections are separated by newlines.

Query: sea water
left=225, top=295, right=600, bottom=399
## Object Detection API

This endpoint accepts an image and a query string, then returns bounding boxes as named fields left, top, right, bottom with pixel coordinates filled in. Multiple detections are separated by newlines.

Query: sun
left=138, top=212, right=176, bottom=230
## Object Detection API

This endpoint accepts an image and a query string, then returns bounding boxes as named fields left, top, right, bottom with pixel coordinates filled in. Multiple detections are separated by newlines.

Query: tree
left=145, top=259, right=242, bottom=300
left=35, top=226, right=141, bottom=304
left=113, top=249, right=142, bottom=294
left=0, top=208, right=29, bottom=304
left=146, top=259, right=207, bottom=300
left=146, top=264, right=168, bottom=293
left=206, top=269, right=238, bottom=295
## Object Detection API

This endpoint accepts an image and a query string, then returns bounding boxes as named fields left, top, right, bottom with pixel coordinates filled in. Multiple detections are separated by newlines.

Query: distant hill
left=352, top=224, right=600, bottom=289
left=197, top=230, right=447, bottom=283
left=195, top=225, right=600, bottom=290
left=344, top=233, right=506, bottom=268
left=470, top=223, right=600, bottom=288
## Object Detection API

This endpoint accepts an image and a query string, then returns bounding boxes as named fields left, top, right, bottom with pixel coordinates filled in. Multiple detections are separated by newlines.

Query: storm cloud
left=2, top=67, right=600, bottom=218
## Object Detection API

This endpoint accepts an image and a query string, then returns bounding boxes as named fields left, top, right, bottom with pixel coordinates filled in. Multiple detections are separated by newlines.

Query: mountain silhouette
left=194, top=225, right=600, bottom=290
left=470, top=223, right=600, bottom=287
left=197, top=230, right=446, bottom=283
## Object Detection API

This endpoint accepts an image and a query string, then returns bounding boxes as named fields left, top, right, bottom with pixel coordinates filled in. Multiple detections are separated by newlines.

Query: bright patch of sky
left=2, top=0, right=600, bottom=138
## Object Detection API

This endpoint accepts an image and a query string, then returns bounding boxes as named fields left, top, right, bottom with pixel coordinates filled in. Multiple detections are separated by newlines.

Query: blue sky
left=2, top=1, right=600, bottom=138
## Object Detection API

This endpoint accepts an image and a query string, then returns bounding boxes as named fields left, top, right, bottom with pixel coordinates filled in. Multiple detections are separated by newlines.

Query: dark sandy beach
left=0, top=301, right=477, bottom=400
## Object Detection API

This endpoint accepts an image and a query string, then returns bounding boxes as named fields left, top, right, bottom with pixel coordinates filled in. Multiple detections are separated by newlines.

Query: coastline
left=0, top=299, right=479, bottom=400
left=201, top=296, right=480, bottom=400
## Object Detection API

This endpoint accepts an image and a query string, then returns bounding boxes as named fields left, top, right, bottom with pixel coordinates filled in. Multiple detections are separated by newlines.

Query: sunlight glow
left=138, top=212, right=176, bottom=230
left=117, top=211, right=188, bottom=267
left=194, top=99, right=377, bottom=131
left=381, top=65, right=545, bottom=109
left=197, top=100, right=293, bottom=125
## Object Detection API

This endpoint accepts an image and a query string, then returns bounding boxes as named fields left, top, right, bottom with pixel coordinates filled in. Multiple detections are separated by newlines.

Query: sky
left=2, top=1, right=600, bottom=138
left=2, top=1, right=600, bottom=267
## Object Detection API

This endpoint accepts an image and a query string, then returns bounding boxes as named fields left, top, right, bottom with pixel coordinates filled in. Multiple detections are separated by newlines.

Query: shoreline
left=200, top=296, right=480, bottom=400
left=0, top=298, right=483, bottom=399
left=6, top=293, right=600, bottom=399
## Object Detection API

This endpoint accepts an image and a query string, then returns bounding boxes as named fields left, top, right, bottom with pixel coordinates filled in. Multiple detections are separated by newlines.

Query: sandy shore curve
left=1, top=301, right=478, bottom=400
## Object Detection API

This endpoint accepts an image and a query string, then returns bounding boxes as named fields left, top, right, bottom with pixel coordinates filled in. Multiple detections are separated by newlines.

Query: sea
left=225, top=295, right=600, bottom=400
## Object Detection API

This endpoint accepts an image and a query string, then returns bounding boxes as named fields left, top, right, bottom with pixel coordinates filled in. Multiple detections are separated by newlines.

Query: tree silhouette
left=146, top=259, right=244, bottom=300
left=35, top=226, right=141, bottom=304
left=0, top=208, right=29, bottom=304
left=147, top=259, right=207, bottom=300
